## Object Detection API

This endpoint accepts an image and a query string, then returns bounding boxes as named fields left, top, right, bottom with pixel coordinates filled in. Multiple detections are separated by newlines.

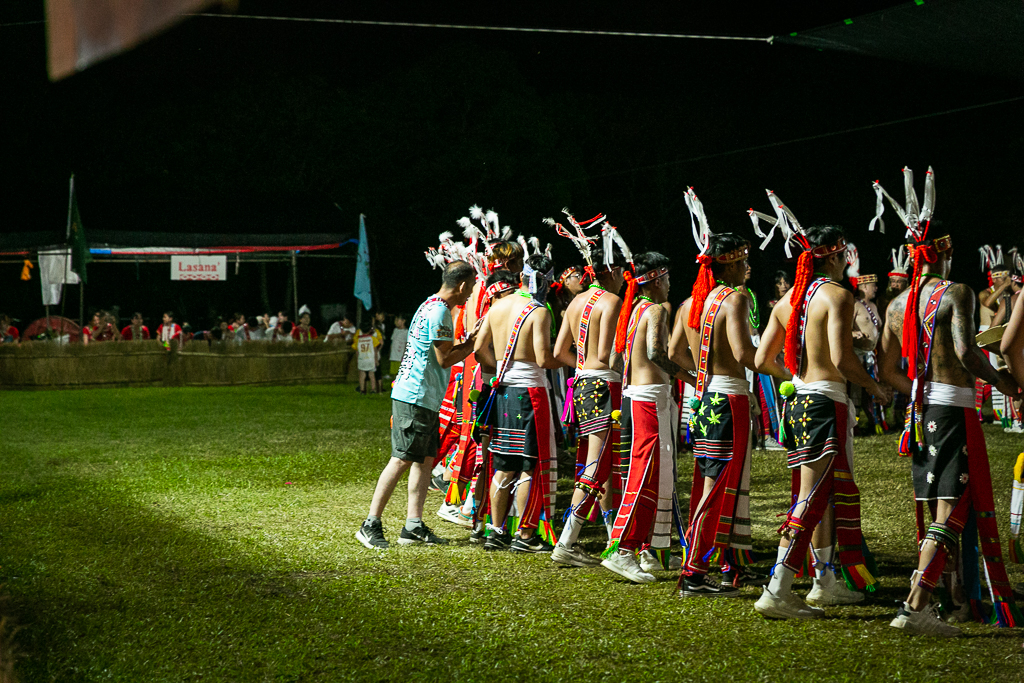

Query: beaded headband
left=636, top=267, right=669, bottom=285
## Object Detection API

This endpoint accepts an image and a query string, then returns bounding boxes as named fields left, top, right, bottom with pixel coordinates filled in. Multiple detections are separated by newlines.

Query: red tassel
left=901, top=245, right=938, bottom=372
left=784, top=251, right=814, bottom=375
left=455, top=305, right=466, bottom=340
left=615, top=271, right=638, bottom=353
left=687, top=257, right=716, bottom=330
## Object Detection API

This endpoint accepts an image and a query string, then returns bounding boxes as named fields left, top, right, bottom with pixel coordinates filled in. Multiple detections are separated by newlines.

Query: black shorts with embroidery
left=572, top=376, right=617, bottom=436
left=691, top=391, right=736, bottom=480
left=911, top=404, right=969, bottom=501
left=781, top=392, right=842, bottom=469
left=490, top=386, right=540, bottom=473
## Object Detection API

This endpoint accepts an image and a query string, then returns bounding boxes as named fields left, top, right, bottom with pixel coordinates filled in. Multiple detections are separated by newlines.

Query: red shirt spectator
left=292, top=312, right=318, bottom=342
left=82, top=311, right=118, bottom=344
left=156, top=311, right=183, bottom=344
left=0, top=314, right=18, bottom=344
left=120, top=312, right=151, bottom=340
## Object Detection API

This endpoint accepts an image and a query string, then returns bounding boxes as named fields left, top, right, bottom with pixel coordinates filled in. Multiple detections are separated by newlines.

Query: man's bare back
left=675, top=286, right=753, bottom=381
left=768, top=282, right=848, bottom=384
left=884, top=280, right=981, bottom=391
left=555, top=287, right=622, bottom=371
left=477, top=290, right=556, bottom=370
left=627, top=302, right=676, bottom=387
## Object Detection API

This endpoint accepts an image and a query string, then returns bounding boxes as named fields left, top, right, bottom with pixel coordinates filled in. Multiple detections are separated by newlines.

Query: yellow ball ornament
left=779, top=381, right=796, bottom=398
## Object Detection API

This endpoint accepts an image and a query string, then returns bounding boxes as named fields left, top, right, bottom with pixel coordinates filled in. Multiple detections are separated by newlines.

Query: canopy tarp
left=775, top=0, right=1024, bottom=82
left=0, top=231, right=352, bottom=255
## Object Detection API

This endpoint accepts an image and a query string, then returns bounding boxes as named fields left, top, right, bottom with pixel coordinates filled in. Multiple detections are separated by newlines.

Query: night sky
left=2, top=1, right=1022, bottom=329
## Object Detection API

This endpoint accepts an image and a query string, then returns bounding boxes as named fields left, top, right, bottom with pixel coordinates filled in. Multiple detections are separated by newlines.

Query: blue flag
left=354, top=214, right=373, bottom=310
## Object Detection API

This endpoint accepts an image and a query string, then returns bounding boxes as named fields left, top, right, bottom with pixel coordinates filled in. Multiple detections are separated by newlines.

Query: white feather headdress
left=748, top=189, right=807, bottom=258
left=868, top=166, right=936, bottom=240
left=890, top=244, right=910, bottom=276
left=545, top=208, right=605, bottom=272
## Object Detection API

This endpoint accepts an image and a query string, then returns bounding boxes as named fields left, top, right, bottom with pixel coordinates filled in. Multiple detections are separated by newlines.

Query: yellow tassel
left=1014, top=453, right=1023, bottom=483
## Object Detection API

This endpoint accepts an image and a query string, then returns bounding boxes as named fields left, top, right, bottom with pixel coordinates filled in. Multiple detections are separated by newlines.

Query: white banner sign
left=171, top=255, right=227, bottom=281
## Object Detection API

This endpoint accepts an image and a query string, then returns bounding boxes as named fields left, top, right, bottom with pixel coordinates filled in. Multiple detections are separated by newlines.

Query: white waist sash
left=576, top=368, right=622, bottom=383
left=623, top=382, right=673, bottom=404
left=707, top=374, right=750, bottom=396
left=793, top=377, right=848, bottom=404
left=498, top=360, right=549, bottom=388
left=923, top=381, right=974, bottom=408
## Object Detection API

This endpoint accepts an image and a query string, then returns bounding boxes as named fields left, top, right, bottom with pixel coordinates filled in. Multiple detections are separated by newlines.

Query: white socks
left=812, top=545, right=836, bottom=588
left=768, top=545, right=795, bottom=595
left=559, top=512, right=583, bottom=547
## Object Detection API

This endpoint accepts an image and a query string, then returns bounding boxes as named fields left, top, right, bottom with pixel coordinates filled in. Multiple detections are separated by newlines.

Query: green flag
left=67, top=175, right=91, bottom=284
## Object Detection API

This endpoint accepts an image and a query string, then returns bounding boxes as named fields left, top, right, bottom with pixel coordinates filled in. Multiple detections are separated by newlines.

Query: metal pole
left=79, top=281, right=84, bottom=330
left=291, top=250, right=299, bottom=320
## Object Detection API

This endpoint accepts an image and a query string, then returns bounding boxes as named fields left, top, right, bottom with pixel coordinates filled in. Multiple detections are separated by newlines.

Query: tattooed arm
left=949, top=283, right=1019, bottom=397
left=645, top=304, right=683, bottom=377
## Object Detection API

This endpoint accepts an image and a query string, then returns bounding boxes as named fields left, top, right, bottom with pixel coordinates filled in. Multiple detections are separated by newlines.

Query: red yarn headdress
left=749, top=189, right=841, bottom=375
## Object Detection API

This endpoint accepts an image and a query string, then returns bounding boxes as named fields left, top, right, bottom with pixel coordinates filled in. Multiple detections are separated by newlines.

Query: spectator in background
left=389, top=314, right=408, bottom=379
left=120, top=312, right=150, bottom=341
left=293, top=311, right=319, bottom=342
left=83, top=310, right=118, bottom=344
left=372, top=312, right=387, bottom=390
left=0, top=314, right=19, bottom=344
left=325, top=316, right=356, bottom=344
left=353, top=318, right=381, bottom=394
left=271, top=320, right=295, bottom=343
left=768, top=270, right=792, bottom=310
left=156, top=311, right=183, bottom=346
left=181, top=322, right=193, bottom=344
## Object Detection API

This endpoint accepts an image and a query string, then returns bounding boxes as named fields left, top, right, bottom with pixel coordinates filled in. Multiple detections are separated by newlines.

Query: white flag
left=39, top=249, right=80, bottom=306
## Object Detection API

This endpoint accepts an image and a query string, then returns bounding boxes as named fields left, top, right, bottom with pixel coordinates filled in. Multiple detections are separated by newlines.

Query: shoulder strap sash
left=495, top=300, right=542, bottom=385
left=796, top=277, right=832, bottom=377
left=900, top=280, right=952, bottom=454
left=622, top=300, right=656, bottom=386
left=694, top=287, right=736, bottom=401
left=576, top=288, right=605, bottom=370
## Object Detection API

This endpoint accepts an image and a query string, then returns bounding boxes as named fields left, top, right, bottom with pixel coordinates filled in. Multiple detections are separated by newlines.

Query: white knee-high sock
left=768, top=545, right=795, bottom=595
left=812, top=545, right=836, bottom=588
left=559, top=512, right=584, bottom=546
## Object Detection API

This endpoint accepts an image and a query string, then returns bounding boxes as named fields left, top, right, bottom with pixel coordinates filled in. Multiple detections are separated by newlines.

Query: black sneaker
left=397, top=522, right=449, bottom=546
left=469, top=521, right=486, bottom=544
left=722, top=566, right=771, bottom=588
left=510, top=535, right=554, bottom=554
left=355, top=519, right=389, bottom=549
left=678, top=572, right=740, bottom=598
left=483, top=529, right=511, bottom=551
left=429, top=474, right=447, bottom=492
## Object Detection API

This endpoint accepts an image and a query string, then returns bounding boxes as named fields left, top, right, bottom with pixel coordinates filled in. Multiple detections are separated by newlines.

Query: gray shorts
left=391, top=399, right=440, bottom=464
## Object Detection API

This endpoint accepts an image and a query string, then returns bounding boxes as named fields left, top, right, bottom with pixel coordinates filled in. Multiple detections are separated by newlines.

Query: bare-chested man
left=474, top=254, right=561, bottom=552
left=852, top=274, right=884, bottom=432
left=754, top=226, right=890, bottom=619
left=977, top=256, right=1013, bottom=425
left=550, top=248, right=626, bottom=566
left=669, top=233, right=759, bottom=597
left=880, top=234, right=1021, bottom=636
left=600, top=252, right=683, bottom=583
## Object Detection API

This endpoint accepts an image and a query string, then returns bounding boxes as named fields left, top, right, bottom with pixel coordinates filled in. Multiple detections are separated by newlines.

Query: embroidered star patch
left=959, top=473, right=969, bottom=484
left=927, top=421, right=937, bottom=433
left=926, top=472, right=935, bottom=484
left=928, top=445, right=937, bottom=457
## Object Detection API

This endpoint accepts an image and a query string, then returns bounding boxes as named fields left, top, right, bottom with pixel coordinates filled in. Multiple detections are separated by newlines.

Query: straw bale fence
left=0, top=341, right=357, bottom=390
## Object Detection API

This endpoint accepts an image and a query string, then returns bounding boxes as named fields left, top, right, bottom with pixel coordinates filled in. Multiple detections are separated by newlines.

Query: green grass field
left=1, top=386, right=1022, bottom=682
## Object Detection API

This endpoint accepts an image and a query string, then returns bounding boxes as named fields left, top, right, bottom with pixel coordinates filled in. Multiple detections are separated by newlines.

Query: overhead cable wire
left=494, top=94, right=1024, bottom=196
left=191, top=12, right=773, bottom=42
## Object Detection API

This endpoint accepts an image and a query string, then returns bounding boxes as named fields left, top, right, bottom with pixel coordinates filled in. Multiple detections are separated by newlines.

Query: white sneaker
left=436, top=503, right=474, bottom=529
left=601, top=549, right=656, bottom=584
left=806, top=579, right=865, bottom=606
left=1005, top=421, right=1024, bottom=434
left=890, top=603, right=962, bottom=637
left=764, top=437, right=786, bottom=451
left=639, top=549, right=682, bottom=572
left=754, top=586, right=824, bottom=620
left=551, top=542, right=602, bottom=567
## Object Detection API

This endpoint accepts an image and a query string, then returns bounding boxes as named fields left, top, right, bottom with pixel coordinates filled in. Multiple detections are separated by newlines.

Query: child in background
left=389, top=314, right=408, bottom=380
left=353, top=318, right=381, bottom=394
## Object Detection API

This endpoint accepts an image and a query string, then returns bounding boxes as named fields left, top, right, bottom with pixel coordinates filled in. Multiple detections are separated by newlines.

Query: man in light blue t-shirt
left=356, top=261, right=480, bottom=549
